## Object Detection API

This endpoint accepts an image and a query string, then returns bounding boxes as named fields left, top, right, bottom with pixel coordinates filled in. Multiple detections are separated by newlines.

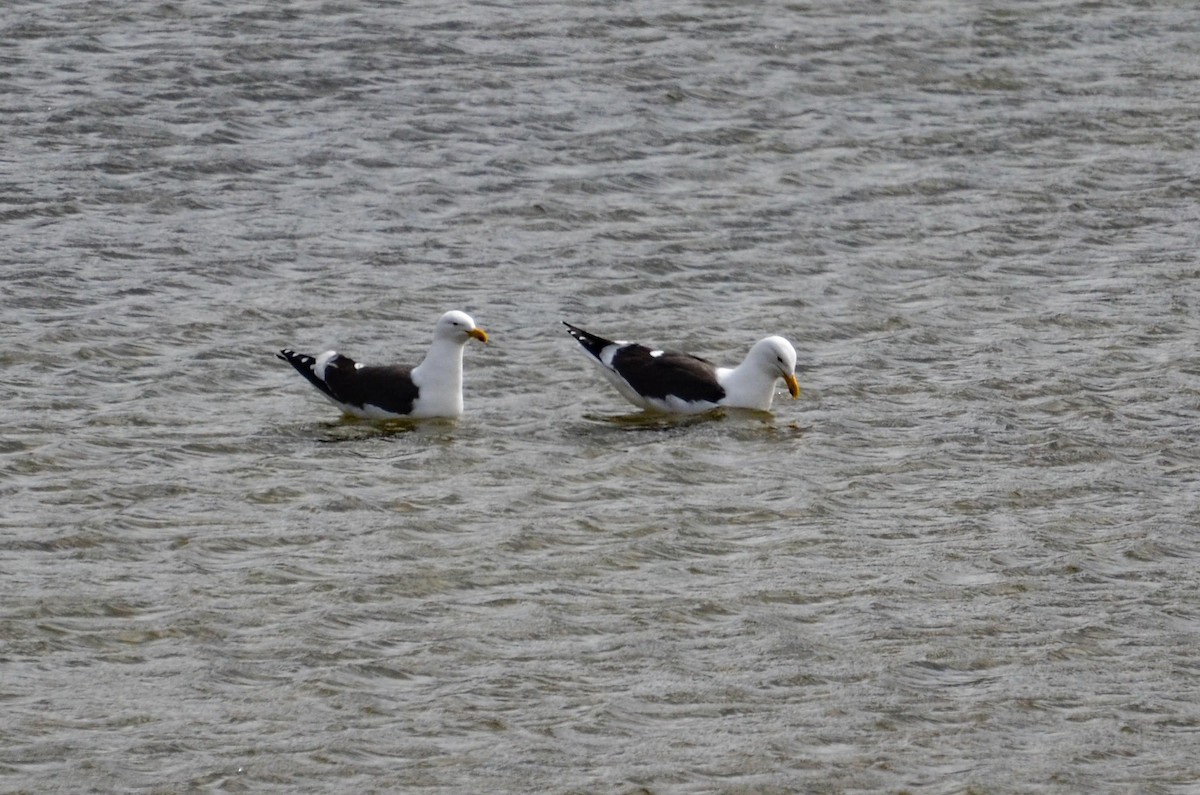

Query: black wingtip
left=278, top=349, right=316, bottom=369
left=562, top=322, right=615, bottom=359
left=562, top=322, right=587, bottom=343
left=562, top=321, right=590, bottom=335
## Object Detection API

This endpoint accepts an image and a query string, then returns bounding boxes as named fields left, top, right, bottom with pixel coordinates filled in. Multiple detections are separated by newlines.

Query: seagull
left=278, top=310, right=488, bottom=419
left=562, top=321, right=799, bottom=413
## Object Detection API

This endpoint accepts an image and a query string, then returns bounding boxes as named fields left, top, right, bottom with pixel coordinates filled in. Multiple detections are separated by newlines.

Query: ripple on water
left=3, top=1, right=1200, bottom=793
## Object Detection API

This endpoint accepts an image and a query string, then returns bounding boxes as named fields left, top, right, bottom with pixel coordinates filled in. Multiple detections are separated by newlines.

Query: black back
left=562, top=323, right=726, bottom=404
left=610, top=345, right=725, bottom=403
left=278, top=350, right=419, bottom=415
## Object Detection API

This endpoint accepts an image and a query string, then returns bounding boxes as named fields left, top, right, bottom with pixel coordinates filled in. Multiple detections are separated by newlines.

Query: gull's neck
left=718, top=357, right=778, bottom=411
left=414, top=337, right=466, bottom=383
left=410, top=336, right=468, bottom=417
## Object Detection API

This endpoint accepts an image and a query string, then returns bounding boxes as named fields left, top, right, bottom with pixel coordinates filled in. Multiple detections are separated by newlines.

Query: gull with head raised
left=278, top=310, right=488, bottom=419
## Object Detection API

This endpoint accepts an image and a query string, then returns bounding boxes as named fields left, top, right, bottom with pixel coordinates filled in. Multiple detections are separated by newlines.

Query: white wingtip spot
left=314, top=351, right=338, bottom=380
left=599, top=344, right=622, bottom=368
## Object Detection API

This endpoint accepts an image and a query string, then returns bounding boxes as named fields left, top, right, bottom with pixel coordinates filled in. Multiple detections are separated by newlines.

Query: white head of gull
left=714, top=335, right=799, bottom=412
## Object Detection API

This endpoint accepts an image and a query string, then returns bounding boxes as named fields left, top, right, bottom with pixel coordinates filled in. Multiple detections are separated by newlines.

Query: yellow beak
left=468, top=327, right=489, bottom=343
left=783, top=372, right=800, bottom=399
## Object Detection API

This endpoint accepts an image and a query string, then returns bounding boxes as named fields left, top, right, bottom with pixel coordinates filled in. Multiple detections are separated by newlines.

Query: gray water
left=4, top=0, right=1200, bottom=792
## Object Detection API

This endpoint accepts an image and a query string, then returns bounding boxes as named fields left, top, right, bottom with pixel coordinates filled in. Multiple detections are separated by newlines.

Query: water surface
left=3, top=1, right=1199, bottom=792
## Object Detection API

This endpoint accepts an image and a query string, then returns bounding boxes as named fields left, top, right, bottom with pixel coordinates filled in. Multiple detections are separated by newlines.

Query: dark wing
left=610, top=346, right=726, bottom=403
left=278, top=350, right=419, bottom=415
left=328, top=363, right=418, bottom=415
